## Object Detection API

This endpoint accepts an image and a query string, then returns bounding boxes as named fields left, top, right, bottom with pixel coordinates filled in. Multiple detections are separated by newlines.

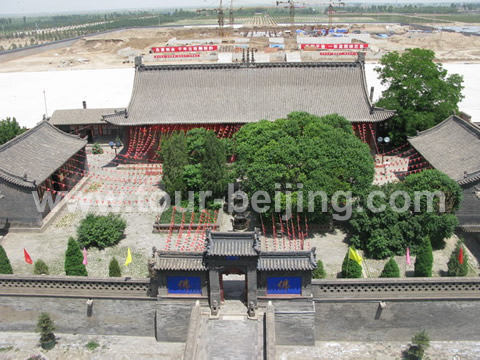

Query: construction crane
left=276, top=0, right=306, bottom=36
left=197, top=0, right=225, bottom=37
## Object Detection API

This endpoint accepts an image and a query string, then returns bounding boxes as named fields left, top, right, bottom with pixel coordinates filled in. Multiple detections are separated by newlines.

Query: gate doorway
left=220, top=268, right=246, bottom=303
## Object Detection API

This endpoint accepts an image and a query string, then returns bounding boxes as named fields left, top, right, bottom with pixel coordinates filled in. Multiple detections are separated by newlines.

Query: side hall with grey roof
left=0, top=121, right=88, bottom=228
left=408, top=115, right=480, bottom=232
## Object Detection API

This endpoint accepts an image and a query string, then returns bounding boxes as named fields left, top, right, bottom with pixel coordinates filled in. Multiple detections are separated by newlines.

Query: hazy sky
left=0, top=0, right=475, bottom=16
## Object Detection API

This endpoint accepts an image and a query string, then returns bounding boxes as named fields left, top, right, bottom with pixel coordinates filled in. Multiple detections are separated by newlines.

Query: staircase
left=185, top=301, right=265, bottom=360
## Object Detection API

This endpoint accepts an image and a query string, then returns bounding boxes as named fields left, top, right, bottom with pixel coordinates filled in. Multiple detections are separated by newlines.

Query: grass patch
left=0, top=346, right=13, bottom=352
left=86, top=340, right=100, bottom=351
left=156, top=208, right=216, bottom=224
left=84, top=182, right=102, bottom=193
left=55, top=212, right=79, bottom=228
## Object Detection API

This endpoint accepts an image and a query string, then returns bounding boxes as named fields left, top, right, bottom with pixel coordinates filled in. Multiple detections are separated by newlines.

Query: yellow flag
left=348, top=247, right=363, bottom=265
left=124, top=248, right=132, bottom=266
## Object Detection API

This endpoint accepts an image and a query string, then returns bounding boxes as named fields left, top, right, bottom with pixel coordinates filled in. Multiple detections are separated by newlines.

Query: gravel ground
left=277, top=341, right=480, bottom=360
left=0, top=332, right=184, bottom=360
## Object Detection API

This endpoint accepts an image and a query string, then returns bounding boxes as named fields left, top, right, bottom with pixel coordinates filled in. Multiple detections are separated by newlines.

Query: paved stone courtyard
left=0, top=148, right=478, bottom=279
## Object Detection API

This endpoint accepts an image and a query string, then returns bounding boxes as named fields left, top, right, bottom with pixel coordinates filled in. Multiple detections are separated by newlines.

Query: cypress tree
left=33, top=259, right=49, bottom=275
left=380, top=257, right=400, bottom=278
left=109, top=257, right=121, bottom=277
left=414, top=236, right=433, bottom=277
left=447, top=241, right=469, bottom=277
left=161, top=132, right=188, bottom=196
left=64, top=237, right=87, bottom=276
left=312, top=259, right=326, bottom=279
left=341, top=250, right=362, bottom=278
left=0, top=245, right=13, bottom=274
left=201, top=130, right=226, bottom=198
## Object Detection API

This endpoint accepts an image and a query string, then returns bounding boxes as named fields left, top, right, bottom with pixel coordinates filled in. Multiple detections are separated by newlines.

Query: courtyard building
left=408, top=115, right=480, bottom=232
left=0, top=121, right=88, bottom=228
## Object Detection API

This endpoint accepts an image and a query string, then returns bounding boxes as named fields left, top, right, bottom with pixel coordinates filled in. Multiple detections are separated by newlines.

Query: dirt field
left=2, top=23, right=480, bottom=72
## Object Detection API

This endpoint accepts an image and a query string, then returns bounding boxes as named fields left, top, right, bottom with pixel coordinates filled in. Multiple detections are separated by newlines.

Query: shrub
left=380, top=257, right=400, bottom=278
left=86, top=340, right=99, bottom=351
left=109, top=257, right=121, bottom=277
left=414, top=236, right=433, bottom=277
left=91, top=143, right=103, bottom=154
left=64, top=237, right=87, bottom=276
left=36, top=313, right=55, bottom=348
left=447, top=241, right=469, bottom=277
left=77, top=213, right=126, bottom=249
left=33, top=259, right=49, bottom=275
left=341, top=250, right=362, bottom=278
left=312, top=260, right=326, bottom=279
left=405, top=330, right=430, bottom=360
left=0, top=245, right=13, bottom=274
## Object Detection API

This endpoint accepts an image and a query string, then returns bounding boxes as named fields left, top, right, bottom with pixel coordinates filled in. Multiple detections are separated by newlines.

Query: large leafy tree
left=350, top=169, right=462, bottom=259
left=161, top=131, right=189, bottom=196
left=202, top=130, right=227, bottom=198
left=234, top=112, right=374, bottom=222
left=0, top=117, right=26, bottom=145
left=375, top=49, right=464, bottom=144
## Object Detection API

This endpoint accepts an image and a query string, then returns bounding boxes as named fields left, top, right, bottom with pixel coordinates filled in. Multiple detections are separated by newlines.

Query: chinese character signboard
left=266, top=277, right=302, bottom=295
left=154, top=54, right=201, bottom=59
left=167, top=276, right=202, bottom=294
left=300, top=43, right=368, bottom=50
left=152, top=45, right=218, bottom=53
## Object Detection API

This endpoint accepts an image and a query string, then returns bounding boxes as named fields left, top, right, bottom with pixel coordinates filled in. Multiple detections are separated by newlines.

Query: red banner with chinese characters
left=317, top=52, right=358, bottom=56
left=152, top=45, right=218, bottom=53
left=154, top=54, right=201, bottom=59
left=301, top=43, right=368, bottom=50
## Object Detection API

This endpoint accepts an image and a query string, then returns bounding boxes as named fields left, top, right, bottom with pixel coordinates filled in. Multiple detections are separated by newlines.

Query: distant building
left=100, top=55, right=394, bottom=161
left=0, top=121, right=87, bottom=228
left=408, top=115, right=480, bottom=232
left=49, top=102, right=123, bottom=143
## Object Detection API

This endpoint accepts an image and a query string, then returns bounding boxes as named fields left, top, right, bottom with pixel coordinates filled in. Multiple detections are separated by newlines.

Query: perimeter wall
left=0, top=276, right=479, bottom=343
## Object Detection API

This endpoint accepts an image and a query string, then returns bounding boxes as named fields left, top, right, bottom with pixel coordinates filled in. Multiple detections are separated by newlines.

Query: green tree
left=341, top=250, right=363, bottom=278
left=77, top=213, right=126, bottom=249
left=312, top=259, right=326, bottom=279
left=447, top=241, right=469, bottom=277
left=64, top=237, right=88, bottom=276
left=380, top=257, right=400, bottom=278
left=0, top=245, right=13, bottom=274
left=0, top=117, right=26, bottom=145
left=202, top=130, right=227, bottom=198
left=186, top=127, right=207, bottom=163
left=375, top=49, right=464, bottom=144
left=350, top=170, right=462, bottom=258
left=36, top=312, right=56, bottom=349
left=109, top=257, right=121, bottom=277
left=405, top=330, right=430, bottom=360
left=160, top=131, right=188, bottom=195
left=414, top=236, right=433, bottom=277
left=234, top=112, right=374, bottom=222
left=33, top=259, right=49, bottom=275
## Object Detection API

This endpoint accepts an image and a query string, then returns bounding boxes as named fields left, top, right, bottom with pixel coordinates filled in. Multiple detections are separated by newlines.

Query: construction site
left=2, top=3, right=480, bottom=72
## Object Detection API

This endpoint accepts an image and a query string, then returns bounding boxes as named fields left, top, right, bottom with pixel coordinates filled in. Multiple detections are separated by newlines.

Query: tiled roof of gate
left=49, top=108, right=121, bottom=126
left=206, top=231, right=259, bottom=256
left=257, top=250, right=317, bottom=271
left=408, top=115, right=480, bottom=183
left=153, top=251, right=207, bottom=271
left=0, top=121, right=87, bottom=188
left=104, top=62, right=394, bottom=126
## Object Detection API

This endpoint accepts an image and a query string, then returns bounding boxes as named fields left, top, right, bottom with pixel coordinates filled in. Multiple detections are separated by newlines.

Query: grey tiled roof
left=408, top=116, right=480, bottom=182
left=153, top=251, right=206, bottom=271
left=49, top=108, right=122, bottom=126
left=257, top=249, right=317, bottom=271
left=0, top=121, right=87, bottom=188
left=206, top=231, right=260, bottom=256
left=104, top=62, right=394, bottom=126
